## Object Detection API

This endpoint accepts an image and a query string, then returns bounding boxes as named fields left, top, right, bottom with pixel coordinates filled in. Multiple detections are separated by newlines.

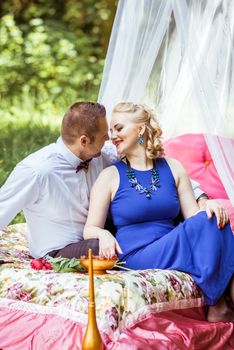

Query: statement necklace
left=126, top=158, right=160, bottom=199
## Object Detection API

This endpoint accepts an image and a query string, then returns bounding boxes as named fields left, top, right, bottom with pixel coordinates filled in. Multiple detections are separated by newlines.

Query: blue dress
left=110, top=158, right=234, bottom=305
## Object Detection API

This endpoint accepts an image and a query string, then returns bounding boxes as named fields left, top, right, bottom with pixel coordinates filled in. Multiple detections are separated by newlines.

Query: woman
left=84, top=102, right=234, bottom=322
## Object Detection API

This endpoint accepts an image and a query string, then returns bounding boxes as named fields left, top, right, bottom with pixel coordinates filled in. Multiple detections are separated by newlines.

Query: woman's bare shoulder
left=98, top=165, right=118, bottom=178
left=164, top=157, right=188, bottom=185
left=92, top=165, right=119, bottom=198
left=94, top=165, right=119, bottom=187
left=165, top=157, right=187, bottom=174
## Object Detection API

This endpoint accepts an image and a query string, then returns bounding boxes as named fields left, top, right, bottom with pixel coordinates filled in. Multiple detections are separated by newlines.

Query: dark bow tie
left=76, top=159, right=92, bottom=173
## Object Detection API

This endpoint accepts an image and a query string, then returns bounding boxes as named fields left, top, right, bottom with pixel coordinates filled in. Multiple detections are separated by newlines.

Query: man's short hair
left=61, top=102, right=106, bottom=144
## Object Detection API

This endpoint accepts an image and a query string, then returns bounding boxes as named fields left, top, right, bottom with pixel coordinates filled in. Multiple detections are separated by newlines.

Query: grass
left=0, top=108, right=61, bottom=224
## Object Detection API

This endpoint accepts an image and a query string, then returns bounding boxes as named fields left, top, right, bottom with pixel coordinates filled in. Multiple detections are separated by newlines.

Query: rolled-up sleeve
left=0, top=164, right=40, bottom=229
left=190, top=179, right=205, bottom=200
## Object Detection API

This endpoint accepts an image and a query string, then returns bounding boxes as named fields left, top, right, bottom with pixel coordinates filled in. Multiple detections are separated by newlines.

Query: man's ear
left=80, top=135, right=90, bottom=147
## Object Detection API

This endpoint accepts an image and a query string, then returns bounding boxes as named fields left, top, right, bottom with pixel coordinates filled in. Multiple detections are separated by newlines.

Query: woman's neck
left=125, top=153, right=153, bottom=170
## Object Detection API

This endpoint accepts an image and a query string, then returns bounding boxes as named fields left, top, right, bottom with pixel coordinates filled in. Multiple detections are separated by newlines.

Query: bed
left=0, top=133, right=234, bottom=350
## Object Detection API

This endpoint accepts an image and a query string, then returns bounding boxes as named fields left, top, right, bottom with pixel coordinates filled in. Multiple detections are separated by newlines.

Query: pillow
left=164, top=133, right=228, bottom=199
left=164, top=133, right=234, bottom=231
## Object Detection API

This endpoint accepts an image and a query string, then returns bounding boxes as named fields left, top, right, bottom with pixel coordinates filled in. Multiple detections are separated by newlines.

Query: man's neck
left=62, top=139, right=84, bottom=160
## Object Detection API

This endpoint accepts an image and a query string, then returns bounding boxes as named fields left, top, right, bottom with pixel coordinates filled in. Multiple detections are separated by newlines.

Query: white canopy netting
left=98, top=0, right=234, bottom=205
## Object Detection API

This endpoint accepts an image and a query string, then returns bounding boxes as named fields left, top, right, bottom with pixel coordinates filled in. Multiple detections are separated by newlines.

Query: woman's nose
left=110, top=131, right=116, bottom=140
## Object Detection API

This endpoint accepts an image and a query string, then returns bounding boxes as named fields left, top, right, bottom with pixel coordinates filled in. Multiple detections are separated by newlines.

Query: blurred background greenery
left=0, top=0, right=118, bottom=223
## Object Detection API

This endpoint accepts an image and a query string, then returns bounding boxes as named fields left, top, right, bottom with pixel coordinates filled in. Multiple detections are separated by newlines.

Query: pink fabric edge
left=0, top=295, right=204, bottom=343
left=1, top=305, right=234, bottom=350
left=105, top=307, right=234, bottom=350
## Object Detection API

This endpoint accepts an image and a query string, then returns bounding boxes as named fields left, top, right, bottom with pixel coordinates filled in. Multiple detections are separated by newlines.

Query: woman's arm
left=168, top=158, right=228, bottom=227
left=167, top=158, right=199, bottom=219
left=84, top=166, right=123, bottom=259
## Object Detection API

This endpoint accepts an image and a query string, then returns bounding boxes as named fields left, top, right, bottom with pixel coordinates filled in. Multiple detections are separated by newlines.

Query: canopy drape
left=99, top=0, right=234, bottom=205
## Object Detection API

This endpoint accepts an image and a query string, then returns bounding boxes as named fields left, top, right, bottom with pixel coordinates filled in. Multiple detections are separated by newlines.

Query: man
left=0, top=102, right=228, bottom=258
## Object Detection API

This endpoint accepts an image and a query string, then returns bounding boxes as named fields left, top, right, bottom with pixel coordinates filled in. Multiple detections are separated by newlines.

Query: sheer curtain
left=98, top=0, right=234, bottom=205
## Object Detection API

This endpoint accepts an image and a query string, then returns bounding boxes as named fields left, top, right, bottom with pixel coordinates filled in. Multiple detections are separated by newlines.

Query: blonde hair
left=112, top=102, right=164, bottom=159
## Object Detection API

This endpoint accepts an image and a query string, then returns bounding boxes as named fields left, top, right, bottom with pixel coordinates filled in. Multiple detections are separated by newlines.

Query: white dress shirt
left=191, top=180, right=204, bottom=200
left=0, top=138, right=117, bottom=257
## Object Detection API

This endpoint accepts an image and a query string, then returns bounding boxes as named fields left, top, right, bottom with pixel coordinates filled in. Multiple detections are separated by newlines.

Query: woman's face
left=110, top=112, right=142, bottom=154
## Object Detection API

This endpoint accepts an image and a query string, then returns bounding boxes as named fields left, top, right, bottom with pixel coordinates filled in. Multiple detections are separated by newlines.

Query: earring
left=138, top=135, right=144, bottom=145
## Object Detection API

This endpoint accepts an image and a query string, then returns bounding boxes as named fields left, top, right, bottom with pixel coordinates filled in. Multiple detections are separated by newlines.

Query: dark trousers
left=48, top=239, right=99, bottom=259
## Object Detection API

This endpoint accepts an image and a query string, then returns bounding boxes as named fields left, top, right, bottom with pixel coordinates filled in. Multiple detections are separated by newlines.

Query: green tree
left=0, top=0, right=117, bottom=115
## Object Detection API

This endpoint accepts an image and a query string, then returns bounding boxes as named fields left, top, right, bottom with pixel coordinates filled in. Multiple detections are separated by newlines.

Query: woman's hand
left=98, top=230, right=123, bottom=259
left=204, top=199, right=229, bottom=229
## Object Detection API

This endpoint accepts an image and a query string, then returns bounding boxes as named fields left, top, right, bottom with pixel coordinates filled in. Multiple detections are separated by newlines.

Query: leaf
left=46, top=256, right=87, bottom=273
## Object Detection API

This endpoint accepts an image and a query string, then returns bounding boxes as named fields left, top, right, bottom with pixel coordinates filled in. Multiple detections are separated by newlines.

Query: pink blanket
left=1, top=305, right=233, bottom=349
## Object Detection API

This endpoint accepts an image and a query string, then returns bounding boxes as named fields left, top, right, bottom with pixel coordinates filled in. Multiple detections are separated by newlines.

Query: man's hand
left=198, top=198, right=229, bottom=229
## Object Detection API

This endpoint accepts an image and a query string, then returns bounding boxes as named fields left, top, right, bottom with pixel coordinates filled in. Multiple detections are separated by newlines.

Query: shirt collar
left=56, top=137, right=83, bottom=169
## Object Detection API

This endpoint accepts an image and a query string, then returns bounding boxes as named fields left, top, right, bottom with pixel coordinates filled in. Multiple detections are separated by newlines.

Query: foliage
left=0, top=0, right=117, bottom=115
left=46, top=256, right=87, bottom=273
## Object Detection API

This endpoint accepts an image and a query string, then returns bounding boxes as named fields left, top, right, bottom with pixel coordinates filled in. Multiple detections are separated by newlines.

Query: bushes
left=0, top=14, right=103, bottom=114
left=0, top=0, right=117, bottom=115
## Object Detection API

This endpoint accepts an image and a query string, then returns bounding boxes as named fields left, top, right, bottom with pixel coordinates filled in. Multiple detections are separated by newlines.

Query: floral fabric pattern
left=0, top=224, right=204, bottom=340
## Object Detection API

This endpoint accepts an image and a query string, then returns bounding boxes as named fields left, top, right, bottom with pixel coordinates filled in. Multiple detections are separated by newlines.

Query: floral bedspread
left=0, top=224, right=204, bottom=341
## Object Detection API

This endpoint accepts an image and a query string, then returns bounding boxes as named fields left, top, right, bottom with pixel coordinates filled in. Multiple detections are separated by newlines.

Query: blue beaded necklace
left=125, top=158, right=160, bottom=199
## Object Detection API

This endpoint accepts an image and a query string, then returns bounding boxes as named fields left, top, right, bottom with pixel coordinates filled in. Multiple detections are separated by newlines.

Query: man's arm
left=190, top=179, right=205, bottom=201
left=0, top=164, right=39, bottom=229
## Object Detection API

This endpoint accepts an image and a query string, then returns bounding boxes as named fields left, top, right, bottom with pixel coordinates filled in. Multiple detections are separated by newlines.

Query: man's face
left=85, top=116, right=110, bottom=159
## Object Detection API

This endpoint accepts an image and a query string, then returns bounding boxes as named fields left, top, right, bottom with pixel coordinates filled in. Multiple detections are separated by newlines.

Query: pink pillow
left=163, top=134, right=228, bottom=199
left=164, top=134, right=234, bottom=232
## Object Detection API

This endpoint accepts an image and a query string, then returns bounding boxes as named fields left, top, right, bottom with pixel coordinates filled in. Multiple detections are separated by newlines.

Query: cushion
left=164, top=133, right=234, bottom=232
left=164, top=133, right=228, bottom=199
